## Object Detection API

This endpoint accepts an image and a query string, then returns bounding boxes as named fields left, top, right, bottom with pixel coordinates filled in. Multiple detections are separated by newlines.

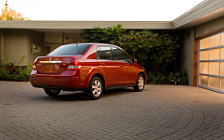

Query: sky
left=0, top=0, right=204, bottom=21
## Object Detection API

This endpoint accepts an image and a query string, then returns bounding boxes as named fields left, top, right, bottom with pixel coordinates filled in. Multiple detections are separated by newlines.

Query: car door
left=97, top=46, right=120, bottom=87
left=111, top=46, right=133, bottom=85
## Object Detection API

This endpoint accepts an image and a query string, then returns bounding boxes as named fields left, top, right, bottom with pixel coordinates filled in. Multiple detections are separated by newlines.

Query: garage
left=199, top=31, right=224, bottom=93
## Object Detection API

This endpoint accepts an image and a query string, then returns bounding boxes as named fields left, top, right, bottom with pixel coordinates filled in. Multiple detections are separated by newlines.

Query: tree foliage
left=83, top=24, right=125, bottom=45
left=118, top=30, right=179, bottom=71
left=83, top=25, right=185, bottom=84
left=118, top=30, right=159, bottom=65
left=0, top=4, right=28, bottom=20
left=84, top=25, right=179, bottom=68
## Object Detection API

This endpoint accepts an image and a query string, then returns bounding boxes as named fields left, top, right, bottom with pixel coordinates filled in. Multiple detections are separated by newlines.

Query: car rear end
left=30, top=43, right=90, bottom=90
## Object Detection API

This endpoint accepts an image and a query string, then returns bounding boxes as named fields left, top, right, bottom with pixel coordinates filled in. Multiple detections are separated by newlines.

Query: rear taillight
left=66, top=61, right=81, bottom=70
left=66, top=65, right=81, bottom=70
left=30, top=64, right=37, bottom=75
left=32, top=57, right=38, bottom=70
left=32, top=64, right=37, bottom=70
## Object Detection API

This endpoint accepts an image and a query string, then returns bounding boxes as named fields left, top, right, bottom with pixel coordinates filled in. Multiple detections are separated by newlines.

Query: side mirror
left=131, top=58, right=138, bottom=63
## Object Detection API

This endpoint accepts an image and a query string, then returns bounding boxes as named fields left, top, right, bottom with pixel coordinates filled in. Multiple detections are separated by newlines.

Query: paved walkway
left=1, top=81, right=224, bottom=139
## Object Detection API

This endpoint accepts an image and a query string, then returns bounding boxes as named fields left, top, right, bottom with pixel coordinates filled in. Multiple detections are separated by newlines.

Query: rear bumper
left=31, top=84, right=86, bottom=91
left=30, top=70, right=85, bottom=90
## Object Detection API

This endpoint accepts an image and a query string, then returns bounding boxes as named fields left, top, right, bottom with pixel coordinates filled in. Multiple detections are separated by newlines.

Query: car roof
left=66, top=43, right=112, bottom=46
left=65, top=43, right=122, bottom=48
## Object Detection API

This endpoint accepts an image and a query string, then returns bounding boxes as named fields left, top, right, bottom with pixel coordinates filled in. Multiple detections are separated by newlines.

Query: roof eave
left=0, top=21, right=174, bottom=30
left=173, top=0, right=224, bottom=29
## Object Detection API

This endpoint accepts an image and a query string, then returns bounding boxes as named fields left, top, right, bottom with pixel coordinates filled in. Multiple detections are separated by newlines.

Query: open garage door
left=199, top=32, right=224, bottom=93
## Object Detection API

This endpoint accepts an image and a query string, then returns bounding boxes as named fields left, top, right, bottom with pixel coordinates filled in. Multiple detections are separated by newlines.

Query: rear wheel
left=87, top=76, right=103, bottom=100
left=134, top=74, right=145, bottom=92
left=44, top=89, right=61, bottom=97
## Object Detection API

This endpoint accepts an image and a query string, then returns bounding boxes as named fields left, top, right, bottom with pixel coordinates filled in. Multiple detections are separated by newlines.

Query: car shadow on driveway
left=34, top=88, right=134, bottom=102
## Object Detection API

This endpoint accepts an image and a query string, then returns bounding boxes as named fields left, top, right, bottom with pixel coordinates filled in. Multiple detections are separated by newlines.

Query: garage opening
left=199, top=31, right=224, bottom=93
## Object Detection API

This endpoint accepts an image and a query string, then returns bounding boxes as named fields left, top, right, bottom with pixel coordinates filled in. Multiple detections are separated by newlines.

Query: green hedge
left=0, top=56, right=32, bottom=81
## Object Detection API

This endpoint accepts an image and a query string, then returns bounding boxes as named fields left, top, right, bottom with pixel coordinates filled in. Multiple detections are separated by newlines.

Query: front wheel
left=134, top=74, right=145, bottom=92
left=87, top=76, right=103, bottom=100
left=44, top=89, right=61, bottom=97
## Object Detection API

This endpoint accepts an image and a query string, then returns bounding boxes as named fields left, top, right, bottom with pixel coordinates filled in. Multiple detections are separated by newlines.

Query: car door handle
left=100, top=63, right=105, bottom=66
left=120, top=65, right=123, bottom=67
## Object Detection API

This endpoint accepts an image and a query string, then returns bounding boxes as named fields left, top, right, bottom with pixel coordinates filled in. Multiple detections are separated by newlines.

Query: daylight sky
left=0, top=0, right=204, bottom=21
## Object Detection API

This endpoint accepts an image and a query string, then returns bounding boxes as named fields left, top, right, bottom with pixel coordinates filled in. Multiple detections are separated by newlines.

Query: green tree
left=118, top=30, right=160, bottom=65
left=118, top=30, right=180, bottom=72
left=83, top=25, right=181, bottom=80
left=83, top=24, right=125, bottom=45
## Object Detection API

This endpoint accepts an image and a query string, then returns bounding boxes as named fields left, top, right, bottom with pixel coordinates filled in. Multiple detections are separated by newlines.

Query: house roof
left=173, top=0, right=224, bottom=29
left=0, top=21, right=174, bottom=31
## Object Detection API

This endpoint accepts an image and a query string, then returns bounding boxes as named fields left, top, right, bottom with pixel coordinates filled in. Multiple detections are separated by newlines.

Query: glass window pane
left=48, top=44, right=90, bottom=56
left=200, top=76, right=208, bottom=87
left=209, top=34, right=220, bottom=48
left=200, top=51, right=209, bottom=60
left=220, top=62, right=224, bottom=76
left=209, top=62, right=219, bottom=75
left=209, top=49, right=220, bottom=60
left=111, top=47, right=129, bottom=60
left=200, top=62, right=208, bottom=74
left=97, top=46, right=112, bottom=60
left=220, top=79, right=224, bottom=91
left=209, top=77, right=220, bottom=90
left=221, top=33, right=224, bottom=45
left=220, top=48, right=224, bottom=59
left=200, top=38, right=209, bottom=49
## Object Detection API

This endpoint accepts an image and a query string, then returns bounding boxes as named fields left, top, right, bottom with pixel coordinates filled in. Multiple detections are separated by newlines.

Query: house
left=0, top=0, right=224, bottom=93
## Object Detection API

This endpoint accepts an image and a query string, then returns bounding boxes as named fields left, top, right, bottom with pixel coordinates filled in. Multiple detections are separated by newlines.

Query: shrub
left=167, top=72, right=188, bottom=85
left=148, top=72, right=188, bottom=85
left=0, top=56, right=32, bottom=81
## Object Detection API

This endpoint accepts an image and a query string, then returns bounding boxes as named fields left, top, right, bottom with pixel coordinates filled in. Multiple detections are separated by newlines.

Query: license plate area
left=37, top=64, right=63, bottom=74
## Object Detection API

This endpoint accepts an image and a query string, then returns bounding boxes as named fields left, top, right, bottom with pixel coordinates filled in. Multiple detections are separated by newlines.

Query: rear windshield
left=48, top=44, right=90, bottom=56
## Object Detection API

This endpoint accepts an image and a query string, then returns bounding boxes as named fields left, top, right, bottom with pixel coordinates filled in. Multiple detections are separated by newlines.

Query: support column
left=193, top=27, right=198, bottom=86
left=0, top=33, right=4, bottom=65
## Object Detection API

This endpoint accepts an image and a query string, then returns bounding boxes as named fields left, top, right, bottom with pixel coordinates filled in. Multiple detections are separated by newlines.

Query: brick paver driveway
left=1, top=81, right=224, bottom=139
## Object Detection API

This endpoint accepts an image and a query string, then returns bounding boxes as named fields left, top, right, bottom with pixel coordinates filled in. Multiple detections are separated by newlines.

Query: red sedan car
left=30, top=43, right=147, bottom=99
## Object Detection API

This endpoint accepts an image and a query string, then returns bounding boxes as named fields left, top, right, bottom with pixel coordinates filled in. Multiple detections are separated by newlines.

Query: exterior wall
left=3, top=30, right=29, bottom=66
left=45, top=33, right=83, bottom=51
left=181, top=16, right=224, bottom=86
left=196, top=15, right=224, bottom=38
left=27, top=31, right=44, bottom=64
left=0, top=30, right=83, bottom=66
left=180, top=28, right=195, bottom=85
left=0, top=33, right=2, bottom=65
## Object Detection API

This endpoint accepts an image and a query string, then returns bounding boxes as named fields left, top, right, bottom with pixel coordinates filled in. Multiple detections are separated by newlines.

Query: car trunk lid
left=35, top=56, right=80, bottom=74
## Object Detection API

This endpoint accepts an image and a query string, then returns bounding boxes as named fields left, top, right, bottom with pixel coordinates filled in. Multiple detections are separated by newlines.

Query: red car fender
left=83, top=68, right=107, bottom=89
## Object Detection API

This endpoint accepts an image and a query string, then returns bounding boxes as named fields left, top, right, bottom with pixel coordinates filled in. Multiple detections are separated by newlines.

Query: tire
left=134, top=74, right=145, bottom=92
left=87, top=76, right=103, bottom=100
left=44, top=89, right=61, bottom=97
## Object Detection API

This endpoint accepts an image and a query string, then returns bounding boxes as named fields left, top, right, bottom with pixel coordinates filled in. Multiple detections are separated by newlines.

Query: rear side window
left=97, top=46, right=112, bottom=60
left=111, top=47, right=129, bottom=60
left=48, top=44, right=90, bottom=56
